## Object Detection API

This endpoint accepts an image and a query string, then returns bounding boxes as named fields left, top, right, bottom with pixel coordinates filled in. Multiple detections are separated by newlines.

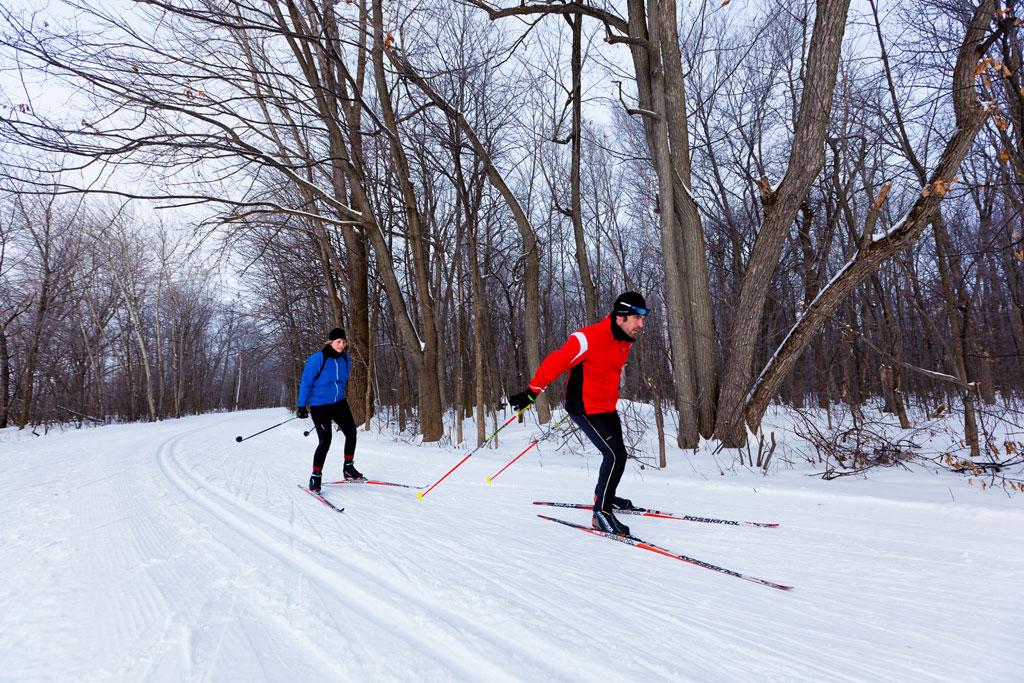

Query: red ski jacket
left=528, top=315, right=634, bottom=415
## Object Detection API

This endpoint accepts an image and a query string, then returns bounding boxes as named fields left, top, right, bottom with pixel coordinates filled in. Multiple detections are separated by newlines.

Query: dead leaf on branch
left=922, top=178, right=957, bottom=198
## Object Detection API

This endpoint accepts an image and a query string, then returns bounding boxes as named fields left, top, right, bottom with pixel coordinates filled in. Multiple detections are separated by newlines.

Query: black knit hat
left=327, top=327, right=346, bottom=341
left=612, top=292, right=649, bottom=317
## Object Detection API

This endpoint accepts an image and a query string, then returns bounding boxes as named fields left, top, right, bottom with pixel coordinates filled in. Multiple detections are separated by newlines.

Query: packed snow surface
left=1, top=408, right=1021, bottom=681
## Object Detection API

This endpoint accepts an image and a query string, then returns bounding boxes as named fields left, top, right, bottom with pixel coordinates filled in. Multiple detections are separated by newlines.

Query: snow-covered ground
left=1, top=407, right=1021, bottom=681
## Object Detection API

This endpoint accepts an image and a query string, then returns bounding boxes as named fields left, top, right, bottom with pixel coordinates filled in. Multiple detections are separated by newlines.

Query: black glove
left=297, top=407, right=309, bottom=419
left=509, top=389, right=538, bottom=412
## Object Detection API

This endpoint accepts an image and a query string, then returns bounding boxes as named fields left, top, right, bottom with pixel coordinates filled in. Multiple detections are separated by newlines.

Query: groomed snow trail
left=1, top=408, right=1021, bottom=681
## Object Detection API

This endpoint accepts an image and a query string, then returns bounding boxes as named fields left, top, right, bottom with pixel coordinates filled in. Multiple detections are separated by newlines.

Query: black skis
left=538, top=514, right=793, bottom=591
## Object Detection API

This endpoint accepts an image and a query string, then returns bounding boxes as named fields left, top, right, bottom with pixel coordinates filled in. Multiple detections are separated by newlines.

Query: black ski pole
left=235, top=416, right=298, bottom=443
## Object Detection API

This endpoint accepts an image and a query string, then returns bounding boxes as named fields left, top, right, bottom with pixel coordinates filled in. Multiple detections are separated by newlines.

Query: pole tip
left=485, top=477, right=491, bottom=484
left=235, top=436, right=242, bottom=442
left=416, top=491, right=424, bottom=500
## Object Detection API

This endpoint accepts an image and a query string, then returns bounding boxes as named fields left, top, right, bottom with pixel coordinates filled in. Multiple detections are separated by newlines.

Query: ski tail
left=297, top=484, right=345, bottom=512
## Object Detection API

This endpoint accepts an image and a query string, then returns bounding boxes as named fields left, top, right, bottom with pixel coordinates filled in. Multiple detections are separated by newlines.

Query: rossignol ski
left=538, top=514, right=792, bottom=590
left=532, top=501, right=778, bottom=528
left=297, top=484, right=345, bottom=513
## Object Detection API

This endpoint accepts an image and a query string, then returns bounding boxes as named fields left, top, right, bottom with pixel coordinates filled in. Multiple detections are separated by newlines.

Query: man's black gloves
left=509, top=389, right=538, bottom=412
left=297, top=407, right=309, bottom=419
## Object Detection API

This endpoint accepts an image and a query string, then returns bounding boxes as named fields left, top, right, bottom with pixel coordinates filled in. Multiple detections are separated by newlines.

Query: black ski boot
left=611, top=496, right=634, bottom=511
left=592, top=510, right=630, bottom=536
left=343, top=461, right=364, bottom=481
left=308, top=472, right=322, bottom=493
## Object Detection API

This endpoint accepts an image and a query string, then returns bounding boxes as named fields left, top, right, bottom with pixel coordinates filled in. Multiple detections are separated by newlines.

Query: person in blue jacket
left=297, top=327, right=363, bottom=491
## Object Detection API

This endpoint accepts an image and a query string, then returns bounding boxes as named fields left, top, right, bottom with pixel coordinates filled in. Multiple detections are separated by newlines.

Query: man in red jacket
left=509, top=292, right=648, bottom=536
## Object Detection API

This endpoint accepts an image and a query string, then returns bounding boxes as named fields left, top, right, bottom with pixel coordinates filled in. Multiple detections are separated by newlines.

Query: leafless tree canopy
left=0, top=0, right=1021, bottom=464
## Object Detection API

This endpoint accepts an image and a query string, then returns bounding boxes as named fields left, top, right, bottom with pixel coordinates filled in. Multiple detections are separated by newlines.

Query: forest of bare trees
left=1, top=0, right=1021, bottom=466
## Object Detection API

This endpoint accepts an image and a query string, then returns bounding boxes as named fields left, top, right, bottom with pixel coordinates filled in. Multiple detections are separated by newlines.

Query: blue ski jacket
left=297, top=348, right=351, bottom=407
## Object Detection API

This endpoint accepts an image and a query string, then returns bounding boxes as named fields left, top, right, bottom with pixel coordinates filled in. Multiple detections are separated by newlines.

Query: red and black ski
left=538, top=514, right=792, bottom=591
left=532, top=501, right=778, bottom=528
left=324, top=479, right=423, bottom=490
left=297, top=484, right=345, bottom=513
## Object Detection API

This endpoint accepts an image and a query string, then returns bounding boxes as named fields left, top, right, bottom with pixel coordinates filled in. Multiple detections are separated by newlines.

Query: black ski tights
left=310, top=399, right=357, bottom=470
left=570, top=411, right=627, bottom=513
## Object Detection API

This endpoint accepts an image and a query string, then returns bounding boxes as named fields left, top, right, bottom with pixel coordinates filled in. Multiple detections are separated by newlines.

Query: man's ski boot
left=611, top=496, right=634, bottom=511
left=343, top=461, right=365, bottom=481
left=308, top=471, right=322, bottom=493
left=592, top=510, right=630, bottom=536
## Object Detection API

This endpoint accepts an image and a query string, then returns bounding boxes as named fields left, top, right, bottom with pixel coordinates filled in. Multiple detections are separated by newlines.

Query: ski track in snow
left=1, top=408, right=1021, bottom=681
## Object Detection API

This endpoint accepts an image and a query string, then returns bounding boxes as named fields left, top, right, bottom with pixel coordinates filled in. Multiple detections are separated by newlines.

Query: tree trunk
left=120, top=280, right=157, bottom=422
left=364, top=282, right=378, bottom=430
left=744, top=0, right=997, bottom=429
left=656, top=0, right=717, bottom=437
left=369, top=0, right=443, bottom=441
left=932, top=213, right=981, bottom=457
left=318, top=0, right=373, bottom=426
left=978, top=351, right=996, bottom=405
left=20, top=244, right=53, bottom=428
left=566, top=14, right=599, bottom=322
left=628, top=0, right=699, bottom=447
left=0, top=326, right=10, bottom=429
left=716, top=0, right=852, bottom=446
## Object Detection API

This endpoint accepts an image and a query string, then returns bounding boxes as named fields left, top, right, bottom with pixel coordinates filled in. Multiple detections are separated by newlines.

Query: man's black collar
left=610, top=316, right=635, bottom=343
